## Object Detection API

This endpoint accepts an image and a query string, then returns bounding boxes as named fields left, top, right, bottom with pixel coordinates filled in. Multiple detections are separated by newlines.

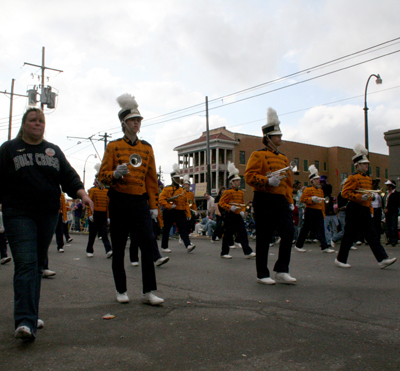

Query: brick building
left=174, top=127, right=389, bottom=205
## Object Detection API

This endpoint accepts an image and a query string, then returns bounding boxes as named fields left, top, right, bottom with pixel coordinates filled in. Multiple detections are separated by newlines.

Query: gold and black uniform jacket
left=87, top=187, right=109, bottom=217
left=98, top=136, right=159, bottom=209
left=184, top=190, right=198, bottom=212
left=219, top=188, right=246, bottom=214
left=342, top=172, right=373, bottom=214
left=300, top=186, right=326, bottom=217
left=159, top=185, right=190, bottom=217
left=244, top=147, right=293, bottom=204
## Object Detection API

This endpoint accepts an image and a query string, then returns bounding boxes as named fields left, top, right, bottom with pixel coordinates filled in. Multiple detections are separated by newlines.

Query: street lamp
left=364, top=73, right=382, bottom=151
left=83, top=154, right=97, bottom=189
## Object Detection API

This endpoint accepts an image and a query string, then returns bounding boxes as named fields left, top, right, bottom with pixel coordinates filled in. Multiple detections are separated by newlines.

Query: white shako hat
left=308, top=164, right=319, bottom=180
left=183, top=174, right=190, bottom=185
left=228, top=161, right=241, bottom=182
left=170, top=163, right=181, bottom=179
left=385, top=179, right=396, bottom=187
left=117, top=93, right=143, bottom=123
left=262, top=108, right=282, bottom=136
left=352, top=143, right=369, bottom=164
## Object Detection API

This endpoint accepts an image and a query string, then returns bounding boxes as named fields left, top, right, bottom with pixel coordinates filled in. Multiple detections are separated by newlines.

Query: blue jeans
left=324, top=215, right=338, bottom=244
left=3, top=207, right=58, bottom=335
left=332, top=211, right=346, bottom=242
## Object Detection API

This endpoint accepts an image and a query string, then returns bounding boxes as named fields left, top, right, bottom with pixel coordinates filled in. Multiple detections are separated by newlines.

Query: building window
left=315, top=160, right=319, bottom=170
left=376, top=167, right=380, bottom=178
left=239, top=151, right=246, bottom=164
left=304, top=181, right=309, bottom=187
left=385, top=169, right=388, bottom=179
left=351, top=164, right=355, bottom=173
left=294, top=158, right=299, bottom=170
left=240, top=176, right=246, bottom=189
left=303, top=159, right=308, bottom=171
left=324, top=162, right=327, bottom=171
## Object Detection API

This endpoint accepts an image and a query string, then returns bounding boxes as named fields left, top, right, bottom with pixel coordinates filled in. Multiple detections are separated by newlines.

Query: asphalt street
left=1, top=233, right=399, bottom=371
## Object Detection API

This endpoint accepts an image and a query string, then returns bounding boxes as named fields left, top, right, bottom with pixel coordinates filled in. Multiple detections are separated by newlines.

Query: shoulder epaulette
left=140, top=139, right=152, bottom=147
left=109, top=137, right=124, bottom=144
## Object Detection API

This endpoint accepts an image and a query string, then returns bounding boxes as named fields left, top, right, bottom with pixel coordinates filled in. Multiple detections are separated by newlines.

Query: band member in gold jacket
left=244, top=108, right=296, bottom=285
left=294, top=165, right=335, bottom=253
left=159, top=165, right=195, bottom=253
left=335, top=144, right=396, bottom=269
left=98, top=94, right=163, bottom=306
left=218, top=162, right=255, bottom=259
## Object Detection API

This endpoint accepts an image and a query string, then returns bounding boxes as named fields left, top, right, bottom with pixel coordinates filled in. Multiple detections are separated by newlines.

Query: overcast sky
left=1, top=0, right=400, bottom=188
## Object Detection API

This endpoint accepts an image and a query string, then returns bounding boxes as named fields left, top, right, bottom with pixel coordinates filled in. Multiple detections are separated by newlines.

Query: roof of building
left=174, top=132, right=238, bottom=150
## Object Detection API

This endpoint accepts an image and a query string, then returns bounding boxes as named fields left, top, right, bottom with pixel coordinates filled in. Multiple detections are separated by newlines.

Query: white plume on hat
left=267, top=108, right=280, bottom=126
left=308, top=164, right=319, bottom=180
left=352, top=143, right=369, bottom=164
left=117, top=93, right=143, bottom=123
left=228, top=161, right=241, bottom=182
left=183, top=174, right=190, bottom=184
left=171, top=163, right=180, bottom=178
left=262, top=107, right=282, bottom=136
left=94, top=163, right=101, bottom=173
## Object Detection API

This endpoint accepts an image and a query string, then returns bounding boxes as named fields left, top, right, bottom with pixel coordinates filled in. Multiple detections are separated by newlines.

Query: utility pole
left=98, top=132, right=112, bottom=152
left=205, top=96, right=211, bottom=195
left=24, top=46, right=63, bottom=110
left=0, top=79, right=28, bottom=139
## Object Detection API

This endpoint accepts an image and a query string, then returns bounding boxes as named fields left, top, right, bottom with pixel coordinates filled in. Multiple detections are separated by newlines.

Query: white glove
left=113, top=164, right=129, bottom=179
left=187, top=217, right=191, bottom=220
left=107, top=218, right=110, bottom=224
left=194, top=211, right=198, bottom=216
left=170, top=204, right=176, bottom=209
left=89, top=215, right=94, bottom=222
left=268, top=175, right=281, bottom=187
left=311, top=196, right=320, bottom=203
left=240, top=211, right=245, bottom=218
left=289, top=204, right=295, bottom=211
left=150, top=209, right=158, bottom=220
left=63, top=219, right=68, bottom=224
left=361, top=194, right=370, bottom=201
left=230, top=206, right=239, bottom=212
left=0, top=227, right=4, bottom=233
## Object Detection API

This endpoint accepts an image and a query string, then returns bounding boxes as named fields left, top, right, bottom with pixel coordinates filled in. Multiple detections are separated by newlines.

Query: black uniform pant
left=221, top=212, right=252, bottom=256
left=212, top=215, right=224, bottom=241
left=253, top=192, right=294, bottom=278
left=296, top=208, right=329, bottom=249
left=161, top=209, right=190, bottom=249
left=86, top=211, right=112, bottom=254
left=130, top=219, right=162, bottom=263
left=109, top=197, right=157, bottom=294
left=337, top=202, right=388, bottom=263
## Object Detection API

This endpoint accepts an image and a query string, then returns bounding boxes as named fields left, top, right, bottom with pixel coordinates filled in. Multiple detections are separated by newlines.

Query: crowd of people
left=1, top=99, right=399, bottom=343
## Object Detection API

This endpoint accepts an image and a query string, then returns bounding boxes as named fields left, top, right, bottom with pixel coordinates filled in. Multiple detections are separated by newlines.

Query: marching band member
left=159, top=164, right=196, bottom=253
left=218, top=162, right=255, bottom=259
left=335, top=144, right=396, bottom=269
left=294, top=165, right=335, bottom=253
left=244, top=108, right=296, bottom=285
left=98, top=94, right=163, bottom=306
left=86, top=164, right=112, bottom=258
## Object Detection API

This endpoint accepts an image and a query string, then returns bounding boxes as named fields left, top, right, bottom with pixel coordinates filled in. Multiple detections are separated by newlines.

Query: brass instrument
left=355, top=188, right=383, bottom=200
left=188, top=199, right=194, bottom=207
left=315, top=196, right=330, bottom=204
left=128, top=154, right=142, bottom=167
left=229, top=202, right=246, bottom=207
left=266, top=161, right=298, bottom=179
left=166, top=193, right=184, bottom=204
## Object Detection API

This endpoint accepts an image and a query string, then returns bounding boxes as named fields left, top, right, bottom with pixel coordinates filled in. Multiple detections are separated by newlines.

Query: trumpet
left=355, top=188, right=382, bottom=199
left=166, top=193, right=184, bottom=204
left=315, top=196, right=330, bottom=204
left=266, top=161, right=298, bottom=179
left=229, top=202, right=246, bottom=207
left=127, top=154, right=142, bottom=167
